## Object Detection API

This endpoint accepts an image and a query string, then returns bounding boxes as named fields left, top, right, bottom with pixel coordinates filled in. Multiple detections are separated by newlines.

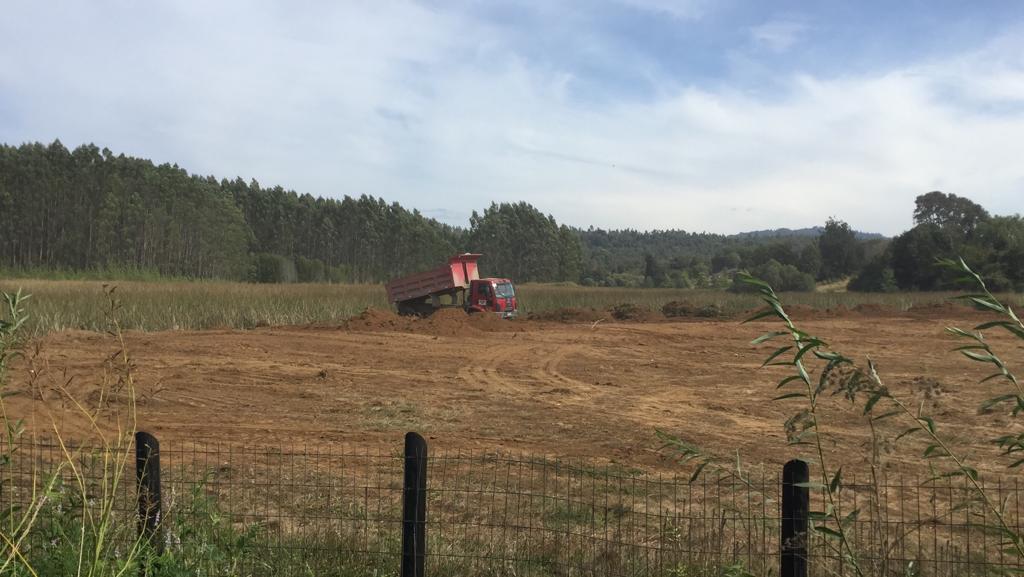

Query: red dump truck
left=385, top=254, right=518, bottom=318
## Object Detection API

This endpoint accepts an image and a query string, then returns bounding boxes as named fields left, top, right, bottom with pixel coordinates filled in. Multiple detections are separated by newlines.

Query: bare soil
left=7, top=306, right=1022, bottom=477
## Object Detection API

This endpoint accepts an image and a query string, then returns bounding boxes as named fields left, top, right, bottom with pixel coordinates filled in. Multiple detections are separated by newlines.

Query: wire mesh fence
left=805, top=471, right=1024, bottom=577
left=1, top=434, right=1022, bottom=576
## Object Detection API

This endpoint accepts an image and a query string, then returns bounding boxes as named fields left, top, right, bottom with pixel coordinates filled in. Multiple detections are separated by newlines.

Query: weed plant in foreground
left=0, top=288, right=150, bottom=575
left=715, top=259, right=1024, bottom=575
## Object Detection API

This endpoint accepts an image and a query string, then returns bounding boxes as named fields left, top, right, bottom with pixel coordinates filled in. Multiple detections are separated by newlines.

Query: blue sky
left=2, top=1, right=1022, bottom=234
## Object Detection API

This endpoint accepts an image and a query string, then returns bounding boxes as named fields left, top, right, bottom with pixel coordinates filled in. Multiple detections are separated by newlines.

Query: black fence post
left=135, top=431, right=163, bottom=555
left=402, top=432, right=428, bottom=577
left=781, top=459, right=809, bottom=577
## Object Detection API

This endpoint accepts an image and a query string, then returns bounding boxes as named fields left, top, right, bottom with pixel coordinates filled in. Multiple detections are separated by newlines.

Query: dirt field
left=6, top=306, right=1021, bottom=477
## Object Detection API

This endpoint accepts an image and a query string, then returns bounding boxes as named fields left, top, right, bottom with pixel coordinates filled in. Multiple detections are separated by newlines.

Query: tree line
left=580, top=193, right=1022, bottom=293
left=576, top=219, right=887, bottom=291
left=0, top=141, right=580, bottom=283
left=850, top=192, right=1024, bottom=292
left=2, top=141, right=1019, bottom=291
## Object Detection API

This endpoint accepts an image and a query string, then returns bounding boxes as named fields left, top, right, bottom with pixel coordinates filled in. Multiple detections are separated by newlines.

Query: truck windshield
left=495, top=282, right=515, bottom=298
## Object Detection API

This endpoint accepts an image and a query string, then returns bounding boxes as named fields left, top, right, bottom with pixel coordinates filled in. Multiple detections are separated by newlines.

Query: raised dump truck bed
left=385, top=253, right=517, bottom=318
left=385, top=253, right=481, bottom=304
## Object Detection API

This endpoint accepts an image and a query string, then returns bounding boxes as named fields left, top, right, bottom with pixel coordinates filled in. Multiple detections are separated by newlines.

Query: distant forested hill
left=575, top=225, right=860, bottom=289
left=733, top=227, right=884, bottom=241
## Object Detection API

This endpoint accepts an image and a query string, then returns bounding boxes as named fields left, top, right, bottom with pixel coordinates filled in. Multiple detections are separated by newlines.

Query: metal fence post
left=402, top=432, right=428, bottom=577
left=135, top=431, right=163, bottom=554
left=781, top=459, right=809, bottom=577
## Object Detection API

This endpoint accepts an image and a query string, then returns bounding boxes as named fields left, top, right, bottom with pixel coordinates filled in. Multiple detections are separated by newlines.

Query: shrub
left=249, top=253, right=297, bottom=283
left=730, top=260, right=815, bottom=293
left=848, top=254, right=898, bottom=292
left=609, top=302, right=648, bottom=320
left=325, top=264, right=350, bottom=284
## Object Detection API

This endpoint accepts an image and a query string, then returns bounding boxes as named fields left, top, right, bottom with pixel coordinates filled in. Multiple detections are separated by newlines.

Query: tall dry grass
left=515, top=284, right=1008, bottom=315
left=0, top=280, right=387, bottom=334
left=0, top=278, right=1021, bottom=334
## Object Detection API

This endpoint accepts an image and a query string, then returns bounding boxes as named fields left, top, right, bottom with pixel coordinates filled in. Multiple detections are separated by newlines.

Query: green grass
left=1, top=278, right=1021, bottom=334
left=512, top=284, right=1021, bottom=322
left=5, top=453, right=763, bottom=577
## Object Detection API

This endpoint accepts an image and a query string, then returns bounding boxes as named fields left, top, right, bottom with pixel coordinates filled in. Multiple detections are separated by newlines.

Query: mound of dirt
left=742, top=304, right=829, bottom=322
left=608, top=303, right=661, bottom=322
left=823, top=305, right=853, bottom=318
left=528, top=308, right=607, bottom=323
left=414, top=307, right=469, bottom=336
left=783, top=304, right=823, bottom=320
left=852, top=303, right=893, bottom=316
left=465, top=310, right=517, bottom=332
left=344, top=307, right=520, bottom=336
left=343, top=308, right=414, bottom=331
left=529, top=304, right=662, bottom=323
left=907, top=302, right=969, bottom=318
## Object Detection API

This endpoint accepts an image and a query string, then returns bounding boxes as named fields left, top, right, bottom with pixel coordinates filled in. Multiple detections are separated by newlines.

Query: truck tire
left=414, top=302, right=437, bottom=317
left=397, top=300, right=436, bottom=317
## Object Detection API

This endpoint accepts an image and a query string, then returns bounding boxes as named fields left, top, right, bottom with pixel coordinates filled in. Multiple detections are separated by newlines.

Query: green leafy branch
left=0, top=289, right=33, bottom=574
left=943, top=258, right=1024, bottom=467
left=0, top=290, right=30, bottom=461
left=742, top=263, right=1024, bottom=570
left=0, top=290, right=30, bottom=380
left=739, top=272, right=865, bottom=576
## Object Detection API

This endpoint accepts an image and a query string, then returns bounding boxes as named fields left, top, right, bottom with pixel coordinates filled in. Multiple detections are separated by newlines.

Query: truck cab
left=467, top=278, right=517, bottom=319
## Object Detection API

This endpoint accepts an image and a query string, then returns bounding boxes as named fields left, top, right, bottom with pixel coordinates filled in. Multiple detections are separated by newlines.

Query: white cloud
left=749, top=18, right=809, bottom=53
left=614, top=0, right=708, bottom=20
left=1, top=2, right=1022, bottom=235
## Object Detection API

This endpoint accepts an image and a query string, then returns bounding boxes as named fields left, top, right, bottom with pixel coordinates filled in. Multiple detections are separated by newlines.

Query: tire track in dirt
left=530, top=345, right=601, bottom=399
left=11, top=313, right=1012, bottom=475
left=456, top=343, right=539, bottom=401
left=455, top=338, right=601, bottom=405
